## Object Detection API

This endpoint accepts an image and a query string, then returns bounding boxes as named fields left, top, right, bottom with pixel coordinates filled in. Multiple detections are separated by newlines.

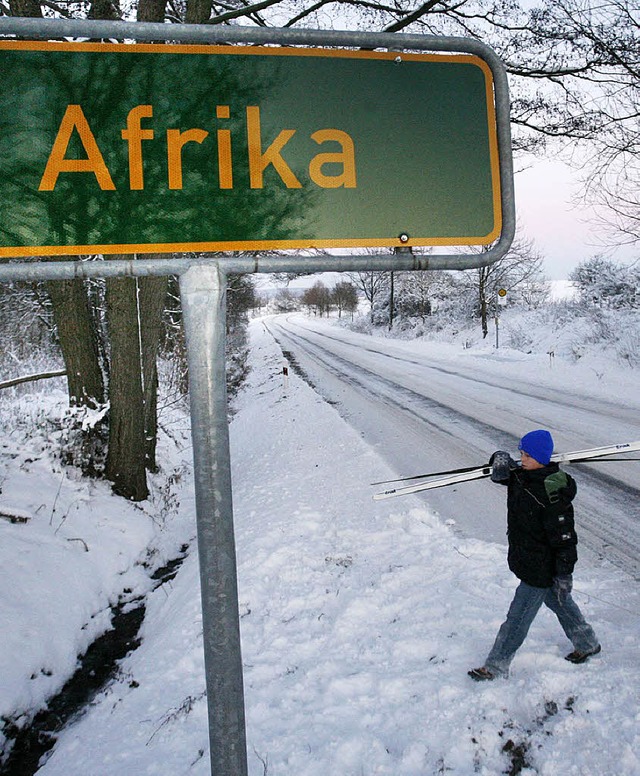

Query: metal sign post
left=0, top=17, right=516, bottom=776
left=495, top=287, right=507, bottom=348
left=180, top=264, right=247, bottom=775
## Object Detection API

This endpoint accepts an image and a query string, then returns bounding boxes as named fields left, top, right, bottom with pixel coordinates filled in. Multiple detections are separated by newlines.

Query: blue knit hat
left=519, top=430, right=554, bottom=465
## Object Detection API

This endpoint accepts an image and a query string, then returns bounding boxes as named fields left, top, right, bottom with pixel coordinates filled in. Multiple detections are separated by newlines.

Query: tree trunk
left=138, top=272, right=169, bottom=472
left=478, top=267, right=489, bottom=339
left=87, top=0, right=120, bottom=20
left=9, top=0, right=42, bottom=16
left=137, top=0, right=166, bottom=23
left=186, top=0, right=212, bottom=24
left=480, top=296, right=489, bottom=339
left=104, top=271, right=149, bottom=501
left=133, top=4, right=170, bottom=474
left=98, top=1, right=169, bottom=497
left=47, top=277, right=105, bottom=408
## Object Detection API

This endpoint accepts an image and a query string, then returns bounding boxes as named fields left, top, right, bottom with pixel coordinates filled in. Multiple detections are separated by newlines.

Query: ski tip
left=372, top=490, right=396, bottom=501
left=552, top=440, right=640, bottom=464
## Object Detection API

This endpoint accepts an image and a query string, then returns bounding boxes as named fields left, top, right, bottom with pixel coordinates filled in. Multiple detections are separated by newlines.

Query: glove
left=552, top=574, right=573, bottom=605
left=490, top=450, right=514, bottom=482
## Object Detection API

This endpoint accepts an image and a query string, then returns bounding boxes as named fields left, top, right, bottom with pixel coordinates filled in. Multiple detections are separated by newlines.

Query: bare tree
left=273, top=287, right=299, bottom=312
left=393, top=271, right=449, bottom=321
left=0, top=281, right=57, bottom=370
left=347, top=271, right=390, bottom=322
left=456, top=237, right=548, bottom=337
left=302, top=280, right=332, bottom=316
left=104, top=271, right=149, bottom=500
left=45, top=270, right=105, bottom=408
left=332, top=280, right=359, bottom=318
left=8, top=0, right=107, bottom=414
left=519, top=0, right=639, bottom=243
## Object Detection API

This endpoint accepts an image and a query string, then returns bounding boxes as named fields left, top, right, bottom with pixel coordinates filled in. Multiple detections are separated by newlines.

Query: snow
left=1, top=314, right=639, bottom=775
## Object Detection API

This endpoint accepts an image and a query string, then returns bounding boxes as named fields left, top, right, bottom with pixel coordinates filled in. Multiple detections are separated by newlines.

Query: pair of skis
left=372, top=441, right=640, bottom=501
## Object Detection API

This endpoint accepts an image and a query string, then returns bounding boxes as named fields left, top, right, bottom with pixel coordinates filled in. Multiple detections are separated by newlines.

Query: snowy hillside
left=1, top=313, right=639, bottom=775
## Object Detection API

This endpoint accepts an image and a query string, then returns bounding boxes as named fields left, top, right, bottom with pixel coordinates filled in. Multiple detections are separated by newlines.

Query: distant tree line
left=301, top=281, right=359, bottom=318
left=343, top=235, right=549, bottom=336
left=291, top=255, right=639, bottom=333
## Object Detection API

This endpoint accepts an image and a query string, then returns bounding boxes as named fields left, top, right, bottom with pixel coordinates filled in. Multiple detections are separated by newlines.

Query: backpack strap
left=544, top=470, right=574, bottom=504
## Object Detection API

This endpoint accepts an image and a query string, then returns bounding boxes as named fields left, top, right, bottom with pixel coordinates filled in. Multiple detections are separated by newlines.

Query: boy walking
left=469, top=429, right=600, bottom=681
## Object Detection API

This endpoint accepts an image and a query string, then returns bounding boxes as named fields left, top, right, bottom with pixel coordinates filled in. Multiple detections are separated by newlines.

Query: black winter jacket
left=501, top=463, right=578, bottom=588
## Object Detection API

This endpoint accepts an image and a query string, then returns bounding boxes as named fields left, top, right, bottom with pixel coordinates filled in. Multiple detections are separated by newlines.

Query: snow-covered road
left=266, top=314, right=640, bottom=578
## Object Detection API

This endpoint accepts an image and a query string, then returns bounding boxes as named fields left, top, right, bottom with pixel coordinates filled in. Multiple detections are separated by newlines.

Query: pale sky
left=514, top=159, right=638, bottom=280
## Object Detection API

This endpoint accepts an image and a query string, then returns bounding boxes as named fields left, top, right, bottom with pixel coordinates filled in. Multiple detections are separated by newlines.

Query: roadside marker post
left=495, top=288, right=507, bottom=348
left=0, top=17, right=515, bottom=775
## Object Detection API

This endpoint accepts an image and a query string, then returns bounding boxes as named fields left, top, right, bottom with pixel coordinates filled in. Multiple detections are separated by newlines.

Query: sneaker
left=468, top=667, right=495, bottom=681
left=565, top=644, right=601, bottom=664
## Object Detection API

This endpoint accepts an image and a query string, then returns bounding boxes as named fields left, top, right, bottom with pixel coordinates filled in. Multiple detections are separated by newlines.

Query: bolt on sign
left=0, top=41, right=502, bottom=258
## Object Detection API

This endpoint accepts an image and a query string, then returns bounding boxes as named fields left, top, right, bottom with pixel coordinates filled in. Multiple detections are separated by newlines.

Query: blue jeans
left=485, top=581, right=599, bottom=676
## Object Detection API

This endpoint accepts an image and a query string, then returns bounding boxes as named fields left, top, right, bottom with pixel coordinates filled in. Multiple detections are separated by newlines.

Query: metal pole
left=179, top=263, right=248, bottom=776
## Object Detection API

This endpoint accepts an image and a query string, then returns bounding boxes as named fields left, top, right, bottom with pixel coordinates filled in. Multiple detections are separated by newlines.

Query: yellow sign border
left=0, top=41, right=502, bottom=257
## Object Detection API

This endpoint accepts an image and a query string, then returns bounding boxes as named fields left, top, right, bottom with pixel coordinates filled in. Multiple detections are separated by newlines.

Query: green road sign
left=0, top=41, right=502, bottom=257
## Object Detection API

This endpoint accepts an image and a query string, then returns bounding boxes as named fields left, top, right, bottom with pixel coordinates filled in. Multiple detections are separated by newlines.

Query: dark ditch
left=0, top=544, right=190, bottom=775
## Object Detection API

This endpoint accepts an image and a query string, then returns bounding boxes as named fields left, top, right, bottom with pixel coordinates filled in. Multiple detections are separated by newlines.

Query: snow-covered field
left=1, top=315, right=639, bottom=775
